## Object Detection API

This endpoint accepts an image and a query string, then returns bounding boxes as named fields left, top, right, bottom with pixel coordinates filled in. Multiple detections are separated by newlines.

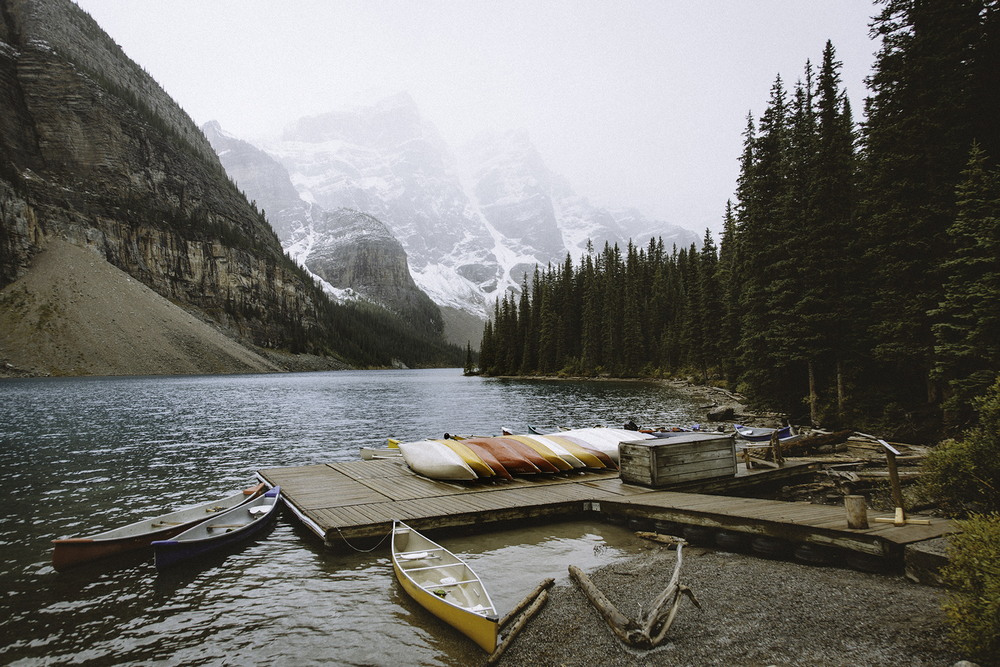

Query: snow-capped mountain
left=208, top=93, right=700, bottom=344
left=203, top=121, right=443, bottom=337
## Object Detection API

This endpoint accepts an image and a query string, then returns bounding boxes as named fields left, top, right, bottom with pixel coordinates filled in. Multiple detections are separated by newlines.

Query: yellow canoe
left=392, top=520, right=499, bottom=652
left=435, top=439, right=496, bottom=478
left=542, top=435, right=608, bottom=469
left=502, top=435, right=574, bottom=471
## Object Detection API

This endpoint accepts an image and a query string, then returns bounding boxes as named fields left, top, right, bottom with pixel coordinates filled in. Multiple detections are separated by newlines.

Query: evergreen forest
left=478, top=1, right=1000, bottom=433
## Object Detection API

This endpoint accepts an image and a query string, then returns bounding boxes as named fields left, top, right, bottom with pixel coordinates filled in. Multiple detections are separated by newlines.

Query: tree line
left=480, top=0, right=1000, bottom=432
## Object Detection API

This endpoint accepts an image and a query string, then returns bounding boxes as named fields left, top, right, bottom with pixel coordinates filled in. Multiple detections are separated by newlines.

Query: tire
left=714, top=530, right=750, bottom=552
left=750, top=535, right=792, bottom=559
left=683, top=524, right=716, bottom=546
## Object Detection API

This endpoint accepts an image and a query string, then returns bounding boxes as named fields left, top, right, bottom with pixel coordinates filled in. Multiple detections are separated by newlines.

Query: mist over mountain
left=213, top=93, right=700, bottom=344
left=0, top=0, right=464, bottom=375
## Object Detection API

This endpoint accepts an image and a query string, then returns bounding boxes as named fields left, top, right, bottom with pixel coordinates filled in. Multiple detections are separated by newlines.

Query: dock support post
left=844, top=495, right=869, bottom=529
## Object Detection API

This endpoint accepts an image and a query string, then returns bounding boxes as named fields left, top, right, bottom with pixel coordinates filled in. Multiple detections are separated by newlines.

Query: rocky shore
left=496, top=542, right=964, bottom=666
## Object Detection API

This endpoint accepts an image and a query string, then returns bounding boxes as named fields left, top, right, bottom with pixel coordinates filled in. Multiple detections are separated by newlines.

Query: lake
left=0, top=369, right=706, bottom=665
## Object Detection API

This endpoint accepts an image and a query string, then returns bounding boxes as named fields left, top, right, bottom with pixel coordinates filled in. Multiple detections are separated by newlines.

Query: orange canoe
left=462, top=437, right=541, bottom=475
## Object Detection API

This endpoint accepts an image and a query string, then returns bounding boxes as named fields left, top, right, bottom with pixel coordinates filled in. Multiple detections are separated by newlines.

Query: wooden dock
left=257, top=458, right=955, bottom=562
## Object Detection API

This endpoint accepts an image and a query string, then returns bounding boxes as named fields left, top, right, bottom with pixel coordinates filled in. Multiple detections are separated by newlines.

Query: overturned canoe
left=51, top=483, right=265, bottom=572
left=558, top=428, right=653, bottom=464
left=733, top=424, right=793, bottom=442
left=462, top=438, right=541, bottom=475
left=392, top=520, right=499, bottom=652
left=398, top=440, right=478, bottom=480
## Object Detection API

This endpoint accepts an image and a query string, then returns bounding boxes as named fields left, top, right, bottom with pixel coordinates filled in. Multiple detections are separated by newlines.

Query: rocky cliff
left=0, top=0, right=458, bottom=373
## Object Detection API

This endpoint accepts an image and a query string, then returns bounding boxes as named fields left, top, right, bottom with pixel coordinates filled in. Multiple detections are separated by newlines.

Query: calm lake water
left=0, top=369, right=705, bottom=665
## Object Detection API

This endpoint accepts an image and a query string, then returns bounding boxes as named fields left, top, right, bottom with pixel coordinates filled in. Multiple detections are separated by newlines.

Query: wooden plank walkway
left=258, top=458, right=956, bottom=560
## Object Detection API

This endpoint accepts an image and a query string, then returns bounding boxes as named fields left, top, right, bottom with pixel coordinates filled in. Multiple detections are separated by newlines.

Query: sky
left=72, top=0, right=881, bottom=236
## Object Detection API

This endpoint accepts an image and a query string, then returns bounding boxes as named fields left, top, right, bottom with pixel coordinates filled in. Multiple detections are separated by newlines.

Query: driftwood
left=487, top=578, right=553, bottom=664
left=569, top=544, right=699, bottom=649
left=634, top=531, right=687, bottom=548
left=487, top=592, right=549, bottom=665
left=498, top=578, right=554, bottom=630
left=780, top=429, right=853, bottom=456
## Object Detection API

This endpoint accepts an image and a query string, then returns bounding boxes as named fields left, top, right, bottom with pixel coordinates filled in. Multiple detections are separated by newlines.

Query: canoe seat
left=398, top=548, right=445, bottom=559
left=401, top=562, right=463, bottom=572
left=425, top=578, right=479, bottom=588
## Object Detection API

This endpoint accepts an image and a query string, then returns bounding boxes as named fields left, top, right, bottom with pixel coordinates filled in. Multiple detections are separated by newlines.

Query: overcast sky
left=72, top=0, right=881, bottom=235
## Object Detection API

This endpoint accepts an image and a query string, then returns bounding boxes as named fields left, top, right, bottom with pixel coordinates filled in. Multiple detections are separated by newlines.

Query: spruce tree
left=931, top=143, right=1000, bottom=424
left=861, top=0, right=985, bottom=408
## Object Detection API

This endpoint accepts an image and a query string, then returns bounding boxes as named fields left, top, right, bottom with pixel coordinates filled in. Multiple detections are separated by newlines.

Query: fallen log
left=640, top=543, right=700, bottom=645
left=487, top=589, right=549, bottom=665
left=634, top=531, right=687, bottom=548
left=569, top=565, right=645, bottom=646
left=780, top=429, right=853, bottom=456
left=569, top=544, right=697, bottom=649
left=498, top=577, right=554, bottom=630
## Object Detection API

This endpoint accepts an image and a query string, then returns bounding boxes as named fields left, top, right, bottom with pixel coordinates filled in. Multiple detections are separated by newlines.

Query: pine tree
left=861, top=0, right=985, bottom=408
left=736, top=76, right=793, bottom=405
left=931, top=143, right=1000, bottom=424
left=717, top=202, right=742, bottom=385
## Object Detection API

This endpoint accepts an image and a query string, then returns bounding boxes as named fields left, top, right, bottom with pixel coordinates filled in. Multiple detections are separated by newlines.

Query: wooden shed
left=619, top=433, right=737, bottom=488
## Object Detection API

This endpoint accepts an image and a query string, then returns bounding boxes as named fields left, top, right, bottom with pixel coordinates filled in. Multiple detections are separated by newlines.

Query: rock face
left=203, top=121, right=443, bottom=336
left=0, top=0, right=369, bottom=369
left=306, top=208, right=443, bottom=335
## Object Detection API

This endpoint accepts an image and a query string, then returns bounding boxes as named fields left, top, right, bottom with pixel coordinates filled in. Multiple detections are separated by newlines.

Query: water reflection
left=0, top=369, right=703, bottom=665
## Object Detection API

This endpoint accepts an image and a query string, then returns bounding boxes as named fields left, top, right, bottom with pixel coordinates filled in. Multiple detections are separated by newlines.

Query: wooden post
left=873, top=439, right=931, bottom=526
left=883, top=443, right=907, bottom=512
left=844, top=495, right=869, bottom=529
left=769, top=430, right=784, bottom=466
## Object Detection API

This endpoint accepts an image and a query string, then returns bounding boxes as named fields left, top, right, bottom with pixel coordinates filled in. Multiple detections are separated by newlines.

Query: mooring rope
left=334, top=524, right=392, bottom=553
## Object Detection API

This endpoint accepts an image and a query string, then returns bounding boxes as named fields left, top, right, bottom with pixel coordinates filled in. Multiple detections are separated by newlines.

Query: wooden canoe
left=151, top=486, right=282, bottom=569
left=51, top=483, right=265, bottom=572
left=398, top=440, right=478, bottom=480
left=391, top=520, right=499, bottom=652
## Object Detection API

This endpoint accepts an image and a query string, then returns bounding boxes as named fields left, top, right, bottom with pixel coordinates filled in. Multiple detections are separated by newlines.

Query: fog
left=73, top=0, right=880, bottom=234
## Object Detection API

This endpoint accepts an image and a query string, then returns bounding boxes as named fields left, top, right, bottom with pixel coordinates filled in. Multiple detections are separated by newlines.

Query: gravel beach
left=495, top=541, right=963, bottom=666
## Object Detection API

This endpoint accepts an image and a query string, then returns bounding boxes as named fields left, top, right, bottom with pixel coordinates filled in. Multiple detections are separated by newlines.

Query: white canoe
left=556, top=428, right=653, bottom=463
left=397, top=439, right=478, bottom=480
left=392, top=520, right=499, bottom=652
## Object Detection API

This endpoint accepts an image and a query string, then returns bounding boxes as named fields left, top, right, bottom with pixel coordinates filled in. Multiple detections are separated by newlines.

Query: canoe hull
left=392, top=520, right=498, bottom=653
left=152, top=486, right=282, bottom=570
left=398, top=440, right=478, bottom=480
left=51, top=484, right=265, bottom=571
left=733, top=424, right=793, bottom=442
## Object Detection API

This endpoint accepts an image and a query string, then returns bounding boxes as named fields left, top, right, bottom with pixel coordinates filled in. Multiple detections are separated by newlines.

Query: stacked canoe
left=397, top=428, right=653, bottom=481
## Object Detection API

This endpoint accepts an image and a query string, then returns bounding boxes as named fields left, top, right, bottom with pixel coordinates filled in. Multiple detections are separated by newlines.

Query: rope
left=334, top=524, right=393, bottom=553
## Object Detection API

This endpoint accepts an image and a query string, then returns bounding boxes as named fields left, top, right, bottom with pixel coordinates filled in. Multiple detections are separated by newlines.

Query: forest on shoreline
left=478, top=1, right=999, bottom=437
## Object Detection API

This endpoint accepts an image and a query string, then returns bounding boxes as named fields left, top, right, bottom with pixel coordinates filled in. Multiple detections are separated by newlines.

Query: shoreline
left=494, top=541, right=961, bottom=666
